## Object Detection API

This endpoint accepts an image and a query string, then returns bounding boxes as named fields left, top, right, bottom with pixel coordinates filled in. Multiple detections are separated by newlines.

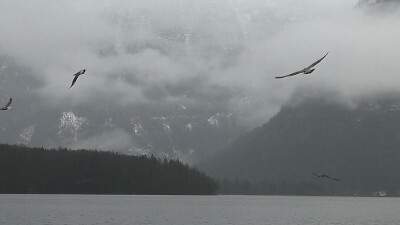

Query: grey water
left=1, top=195, right=399, bottom=225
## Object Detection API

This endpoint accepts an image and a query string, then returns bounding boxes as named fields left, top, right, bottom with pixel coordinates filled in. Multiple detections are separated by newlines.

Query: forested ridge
left=200, top=95, right=400, bottom=196
left=0, top=144, right=218, bottom=195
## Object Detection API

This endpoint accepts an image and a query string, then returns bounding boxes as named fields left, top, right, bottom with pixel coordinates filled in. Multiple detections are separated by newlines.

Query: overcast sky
left=1, top=0, right=400, bottom=128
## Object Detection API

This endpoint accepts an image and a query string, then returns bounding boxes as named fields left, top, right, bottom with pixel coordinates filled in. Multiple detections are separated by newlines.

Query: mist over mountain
left=198, top=91, right=400, bottom=195
left=1, top=0, right=400, bottom=163
left=0, top=58, right=239, bottom=162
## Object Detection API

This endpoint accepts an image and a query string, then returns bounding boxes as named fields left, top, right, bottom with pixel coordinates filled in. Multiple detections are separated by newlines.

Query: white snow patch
left=129, top=147, right=151, bottom=156
left=208, top=113, right=222, bottom=127
left=130, top=118, right=146, bottom=136
left=176, top=103, right=187, bottom=110
left=389, top=104, right=400, bottom=111
left=58, top=112, right=87, bottom=141
left=19, top=125, right=35, bottom=144
left=152, top=116, right=167, bottom=122
left=104, top=118, right=114, bottom=127
left=186, top=123, right=195, bottom=131
left=162, top=123, right=171, bottom=133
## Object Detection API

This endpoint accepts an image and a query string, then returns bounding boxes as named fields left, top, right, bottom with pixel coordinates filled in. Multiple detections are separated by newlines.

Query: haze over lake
left=1, top=195, right=400, bottom=225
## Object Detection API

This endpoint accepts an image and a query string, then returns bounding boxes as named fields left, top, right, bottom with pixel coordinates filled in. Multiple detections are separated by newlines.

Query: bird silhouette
left=69, top=69, right=86, bottom=89
left=275, top=52, right=328, bottom=79
left=312, top=173, right=339, bottom=181
left=0, top=98, right=13, bottom=110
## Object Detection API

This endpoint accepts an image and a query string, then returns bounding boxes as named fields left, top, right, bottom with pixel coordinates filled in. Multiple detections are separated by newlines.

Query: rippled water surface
left=1, top=195, right=399, bottom=225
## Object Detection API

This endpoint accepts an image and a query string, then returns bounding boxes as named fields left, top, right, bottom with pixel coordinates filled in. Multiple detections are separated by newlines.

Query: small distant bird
left=275, top=52, right=328, bottom=79
left=0, top=98, right=13, bottom=110
left=69, top=69, right=86, bottom=89
left=312, top=173, right=339, bottom=181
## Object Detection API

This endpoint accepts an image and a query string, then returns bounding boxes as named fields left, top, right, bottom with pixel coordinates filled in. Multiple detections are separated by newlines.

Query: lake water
left=0, top=195, right=399, bottom=225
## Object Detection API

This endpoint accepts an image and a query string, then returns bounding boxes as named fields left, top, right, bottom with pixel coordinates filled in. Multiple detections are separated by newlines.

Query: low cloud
left=0, top=0, right=399, bottom=129
left=73, top=129, right=133, bottom=151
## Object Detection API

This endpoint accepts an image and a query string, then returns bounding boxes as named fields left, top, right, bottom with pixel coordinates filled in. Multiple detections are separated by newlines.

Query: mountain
left=0, top=1, right=259, bottom=163
left=0, top=56, right=240, bottom=163
left=0, top=0, right=390, bottom=164
left=198, top=93, right=400, bottom=195
left=0, top=0, right=310, bottom=163
left=0, top=144, right=218, bottom=195
left=0, top=0, right=322, bottom=162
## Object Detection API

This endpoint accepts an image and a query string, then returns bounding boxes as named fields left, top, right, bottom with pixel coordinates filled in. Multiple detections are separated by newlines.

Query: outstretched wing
left=322, top=174, right=340, bottom=181
left=73, top=69, right=85, bottom=76
left=275, top=70, right=304, bottom=79
left=326, top=175, right=339, bottom=181
left=305, top=52, right=328, bottom=70
left=69, top=75, right=79, bottom=89
left=0, top=98, right=12, bottom=110
left=5, top=98, right=12, bottom=107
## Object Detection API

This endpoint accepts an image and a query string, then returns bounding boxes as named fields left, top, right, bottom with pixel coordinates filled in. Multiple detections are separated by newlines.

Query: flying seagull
left=69, top=69, right=86, bottom=89
left=312, top=173, right=339, bottom=181
left=275, top=52, right=328, bottom=79
left=0, top=98, right=13, bottom=110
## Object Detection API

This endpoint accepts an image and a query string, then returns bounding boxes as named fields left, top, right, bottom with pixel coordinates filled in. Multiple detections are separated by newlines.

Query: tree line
left=218, top=178, right=326, bottom=196
left=0, top=144, right=218, bottom=195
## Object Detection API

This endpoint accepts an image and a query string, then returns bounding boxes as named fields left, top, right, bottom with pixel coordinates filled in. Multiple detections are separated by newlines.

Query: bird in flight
left=69, top=69, right=86, bottom=89
left=0, top=98, right=13, bottom=110
left=275, top=52, right=328, bottom=79
left=312, top=173, right=339, bottom=181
